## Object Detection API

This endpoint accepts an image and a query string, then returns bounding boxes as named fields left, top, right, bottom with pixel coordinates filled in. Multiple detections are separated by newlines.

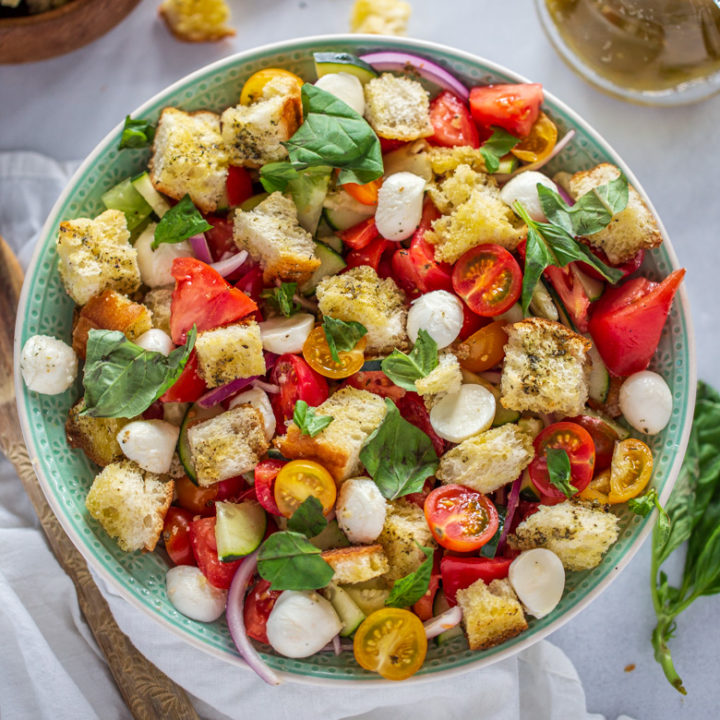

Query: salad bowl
left=14, top=34, right=696, bottom=685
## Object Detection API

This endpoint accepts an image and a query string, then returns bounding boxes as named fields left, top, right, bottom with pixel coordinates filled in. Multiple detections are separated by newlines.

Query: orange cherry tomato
left=353, top=608, right=428, bottom=681
left=578, top=468, right=611, bottom=504
left=273, top=459, right=337, bottom=518
left=511, top=111, right=558, bottom=164
left=608, top=439, right=653, bottom=504
left=456, top=320, right=508, bottom=372
left=240, top=68, right=304, bottom=105
left=341, top=177, right=382, bottom=206
left=302, top=325, right=366, bottom=380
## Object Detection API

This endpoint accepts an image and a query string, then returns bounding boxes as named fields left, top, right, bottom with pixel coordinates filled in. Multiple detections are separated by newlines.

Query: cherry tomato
left=302, top=325, right=366, bottom=380
left=162, top=507, right=196, bottom=566
left=428, top=91, right=480, bottom=148
left=458, top=299, right=488, bottom=341
left=270, top=353, right=329, bottom=425
left=424, top=484, right=499, bottom=553
left=440, top=555, right=513, bottom=606
left=244, top=579, right=281, bottom=643
left=353, top=608, right=427, bottom=681
left=452, top=244, right=522, bottom=317
left=226, top=166, right=254, bottom=207
left=345, top=237, right=391, bottom=272
left=254, top=459, right=286, bottom=516
left=339, top=217, right=378, bottom=250
left=608, top=439, right=653, bottom=504
left=190, top=516, right=244, bottom=590
left=544, top=264, right=592, bottom=332
left=174, top=474, right=247, bottom=516
left=273, top=459, right=337, bottom=518
left=455, top=320, right=508, bottom=372
left=240, top=68, right=304, bottom=105
left=160, top=353, right=207, bottom=404
left=412, top=550, right=442, bottom=621
left=396, top=392, right=445, bottom=456
left=510, top=112, right=558, bottom=164
left=342, top=178, right=381, bottom=206
left=565, top=414, right=620, bottom=472
left=344, top=370, right=407, bottom=402
left=529, top=422, right=596, bottom=504
left=469, top=83, right=544, bottom=138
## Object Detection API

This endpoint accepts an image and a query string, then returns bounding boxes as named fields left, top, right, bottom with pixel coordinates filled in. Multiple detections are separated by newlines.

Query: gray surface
left=2, top=0, right=719, bottom=717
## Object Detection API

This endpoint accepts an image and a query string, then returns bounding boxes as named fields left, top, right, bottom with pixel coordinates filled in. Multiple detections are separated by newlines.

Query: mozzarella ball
left=315, top=72, right=365, bottom=115
left=134, top=224, right=192, bottom=288
left=407, top=291, right=464, bottom=348
left=429, top=384, right=496, bottom=443
left=375, top=172, right=426, bottom=241
left=20, top=335, right=78, bottom=395
left=336, top=477, right=387, bottom=544
left=116, top=419, right=180, bottom=474
left=229, top=387, right=276, bottom=441
left=619, top=370, right=673, bottom=435
left=259, top=313, right=314, bottom=354
left=509, top=549, right=565, bottom=619
left=500, top=171, right=558, bottom=222
left=266, top=590, right=342, bottom=658
left=166, top=566, right=227, bottom=622
left=135, top=328, right=174, bottom=356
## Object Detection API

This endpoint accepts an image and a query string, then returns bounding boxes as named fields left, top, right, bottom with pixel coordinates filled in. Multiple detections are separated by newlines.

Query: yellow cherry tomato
left=353, top=608, right=428, bottom=681
left=607, top=438, right=653, bottom=504
left=273, top=459, right=337, bottom=518
left=302, top=325, right=367, bottom=380
left=240, top=68, right=304, bottom=105
left=456, top=320, right=508, bottom=373
left=578, top=468, right=611, bottom=504
left=511, top=112, right=558, bottom=165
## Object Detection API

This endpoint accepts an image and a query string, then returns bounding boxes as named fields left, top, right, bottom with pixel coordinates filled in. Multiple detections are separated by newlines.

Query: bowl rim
left=14, top=32, right=697, bottom=687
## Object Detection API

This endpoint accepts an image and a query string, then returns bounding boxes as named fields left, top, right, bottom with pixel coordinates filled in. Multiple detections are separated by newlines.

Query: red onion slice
left=359, top=51, right=469, bottom=100
left=196, top=376, right=258, bottom=408
left=189, top=233, right=213, bottom=264
left=251, top=379, right=280, bottom=394
left=497, top=474, right=523, bottom=554
left=332, top=634, right=342, bottom=656
left=210, top=250, right=249, bottom=278
left=423, top=605, right=463, bottom=639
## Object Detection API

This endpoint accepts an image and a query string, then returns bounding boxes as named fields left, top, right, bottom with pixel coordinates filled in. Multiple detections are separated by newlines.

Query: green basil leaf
left=118, top=115, right=155, bottom=150
left=322, top=316, right=367, bottom=364
left=479, top=127, right=520, bottom=173
left=259, top=161, right=302, bottom=193
left=81, top=326, right=196, bottom=418
left=520, top=222, right=554, bottom=315
left=262, top=282, right=300, bottom=317
left=152, top=194, right=212, bottom=249
left=360, top=398, right=438, bottom=500
left=381, top=329, right=439, bottom=391
left=257, top=530, right=335, bottom=591
left=480, top=504, right=506, bottom=559
left=293, top=400, right=333, bottom=437
left=385, top=545, right=434, bottom=608
left=287, top=496, right=328, bottom=538
left=546, top=448, right=575, bottom=498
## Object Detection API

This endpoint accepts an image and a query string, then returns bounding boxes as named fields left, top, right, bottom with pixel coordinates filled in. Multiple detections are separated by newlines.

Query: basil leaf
left=118, top=115, right=155, bottom=150
left=480, top=504, right=506, bottom=559
left=385, top=545, right=433, bottom=608
left=521, top=222, right=555, bottom=315
left=283, top=84, right=383, bottom=186
left=381, top=330, right=439, bottom=391
left=81, top=326, right=196, bottom=418
left=546, top=448, right=574, bottom=498
left=322, top=316, right=367, bottom=363
left=287, top=496, right=328, bottom=538
left=262, top=282, right=300, bottom=317
left=479, top=127, right=520, bottom=173
left=152, top=194, right=212, bottom=249
left=360, top=398, right=438, bottom=500
left=259, top=161, right=302, bottom=193
left=293, top=400, right=333, bottom=437
left=257, top=530, right=334, bottom=591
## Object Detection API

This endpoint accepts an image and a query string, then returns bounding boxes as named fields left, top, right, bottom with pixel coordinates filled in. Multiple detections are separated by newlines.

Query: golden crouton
left=321, top=545, right=389, bottom=584
left=363, top=73, right=433, bottom=141
left=159, top=0, right=235, bottom=42
left=195, top=321, right=266, bottom=387
left=66, top=399, right=134, bottom=467
left=428, top=146, right=488, bottom=176
left=142, top=287, right=173, bottom=335
left=350, top=0, right=411, bottom=35
left=414, top=352, right=462, bottom=400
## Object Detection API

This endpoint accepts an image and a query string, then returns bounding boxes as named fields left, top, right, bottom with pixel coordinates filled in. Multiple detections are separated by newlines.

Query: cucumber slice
left=299, top=242, right=346, bottom=295
left=314, top=52, right=378, bottom=84
left=495, top=155, right=519, bottom=175
left=309, top=518, right=350, bottom=550
left=519, top=468, right=541, bottom=501
left=131, top=172, right=171, bottom=218
left=102, top=177, right=153, bottom=231
left=239, top=192, right=269, bottom=212
left=288, top=167, right=332, bottom=234
left=587, top=343, right=610, bottom=404
left=433, top=593, right=464, bottom=644
left=341, top=585, right=390, bottom=616
left=323, top=190, right=375, bottom=231
left=529, top=281, right=559, bottom=321
left=572, top=265, right=604, bottom=301
left=322, top=582, right=366, bottom=637
left=215, top=500, right=267, bottom=561
left=177, top=403, right=223, bottom=483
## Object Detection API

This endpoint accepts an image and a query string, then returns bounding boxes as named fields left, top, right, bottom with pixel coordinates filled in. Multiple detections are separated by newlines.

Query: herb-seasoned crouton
left=195, top=321, right=265, bottom=387
left=221, top=75, right=302, bottom=167
left=364, top=73, right=433, bottom=141
left=350, top=0, right=411, bottom=35
left=566, top=163, right=662, bottom=265
left=456, top=578, right=528, bottom=651
left=316, top=265, right=408, bottom=356
left=143, top=287, right=173, bottom=335
left=85, top=460, right=173, bottom=552
left=159, top=0, right=235, bottom=43
left=187, top=405, right=269, bottom=486
left=500, top=318, right=592, bottom=416
left=233, top=192, right=320, bottom=284
left=275, top=387, right=387, bottom=482
left=149, top=107, right=229, bottom=213
left=415, top=352, right=462, bottom=399
left=321, top=545, right=389, bottom=584
left=56, top=209, right=140, bottom=306
left=437, top=423, right=534, bottom=494
left=66, top=399, right=134, bottom=467
left=428, top=146, right=488, bottom=176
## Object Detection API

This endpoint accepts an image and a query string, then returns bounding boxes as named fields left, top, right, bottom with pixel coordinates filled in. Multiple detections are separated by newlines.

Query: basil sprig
left=262, top=282, right=301, bottom=317
left=381, top=329, right=439, bottom=392
left=628, top=488, right=670, bottom=526
left=546, top=448, right=575, bottom=498
left=81, top=326, right=196, bottom=418
left=118, top=115, right=155, bottom=150
left=293, top=400, right=333, bottom=437
left=287, top=496, right=328, bottom=538
left=480, top=127, right=520, bottom=173
left=152, top=194, right=212, bottom=249
left=385, top=545, right=433, bottom=608
left=259, top=161, right=332, bottom=194
left=257, top=530, right=334, bottom=591
left=322, top=316, right=367, bottom=363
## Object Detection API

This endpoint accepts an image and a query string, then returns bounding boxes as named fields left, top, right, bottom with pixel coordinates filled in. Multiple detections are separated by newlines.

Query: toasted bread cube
left=350, top=0, right=411, bottom=35
left=275, top=386, right=387, bottom=482
left=143, top=287, right=173, bottom=335
left=414, top=352, right=462, bottom=399
left=233, top=192, right=320, bottom=284
left=509, top=501, right=619, bottom=571
left=567, top=163, right=662, bottom=265
left=428, top=146, right=488, bottom=176
left=149, top=107, right=229, bottom=214
left=456, top=578, right=528, bottom=651
left=321, top=544, right=389, bottom=584
left=159, top=0, right=235, bottom=42
left=316, top=265, right=408, bottom=356
left=195, top=321, right=265, bottom=388
left=187, top=405, right=268, bottom=486
left=364, top=73, right=433, bottom=141
left=56, top=209, right=140, bottom=306
left=66, top=399, right=134, bottom=467
left=85, top=460, right=173, bottom=552
left=437, top=423, right=535, bottom=494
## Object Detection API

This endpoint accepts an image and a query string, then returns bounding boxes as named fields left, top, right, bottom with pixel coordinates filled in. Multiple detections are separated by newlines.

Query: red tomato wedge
left=269, top=353, right=329, bottom=425
left=159, top=350, right=206, bottom=403
left=339, top=217, right=378, bottom=250
left=345, top=237, right=391, bottom=272
left=163, top=507, right=196, bottom=566
left=204, top=214, right=236, bottom=261
left=428, top=91, right=480, bottom=148
left=226, top=165, right=254, bottom=207
left=254, top=459, right=286, bottom=516
left=441, top=555, right=513, bottom=606
left=244, top=579, right=281, bottom=644
left=469, top=83, right=544, bottom=138
left=344, top=370, right=407, bottom=402
left=190, top=516, right=244, bottom=590
left=544, top=264, right=592, bottom=332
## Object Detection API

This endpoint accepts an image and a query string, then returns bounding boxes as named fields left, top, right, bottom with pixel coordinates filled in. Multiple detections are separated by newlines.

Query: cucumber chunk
left=309, top=518, right=350, bottom=550
left=239, top=192, right=269, bottom=212
left=323, top=189, right=375, bottom=231
left=573, top=265, right=604, bottom=301
left=131, top=172, right=171, bottom=218
left=215, top=500, right=267, bottom=562
left=341, top=585, right=390, bottom=616
left=433, top=593, right=464, bottom=644
left=288, top=167, right=332, bottom=234
left=299, top=242, right=346, bottom=295
left=102, top=177, right=152, bottom=231
left=587, top=343, right=610, bottom=404
left=519, top=468, right=541, bottom=501
left=495, top=155, right=519, bottom=174
left=313, top=52, right=378, bottom=84
left=177, top=403, right=223, bottom=483
left=322, top=582, right=366, bottom=636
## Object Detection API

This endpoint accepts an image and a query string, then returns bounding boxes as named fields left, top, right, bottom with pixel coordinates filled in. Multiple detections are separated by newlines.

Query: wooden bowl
left=0, top=0, right=142, bottom=64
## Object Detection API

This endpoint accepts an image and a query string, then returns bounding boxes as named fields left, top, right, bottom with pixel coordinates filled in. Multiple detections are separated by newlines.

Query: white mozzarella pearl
left=259, top=313, right=315, bottom=354
left=407, top=291, right=464, bottom=348
left=315, top=72, right=365, bottom=115
left=20, top=335, right=78, bottom=395
left=500, top=171, right=558, bottom=222
left=509, top=549, right=565, bottom=619
left=229, top=387, right=276, bottom=441
left=429, top=384, right=496, bottom=443
left=374, top=172, right=426, bottom=241
left=116, top=419, right=180, bottom=474
left=166, top=566, right=227, bottom=622
left=134, top=223, right=192, bottom=288
left=135, top=328, right=174, bottom=356
left=335, top=477, right=387, bottom=544
left=619, top=370, right=673, bottom=435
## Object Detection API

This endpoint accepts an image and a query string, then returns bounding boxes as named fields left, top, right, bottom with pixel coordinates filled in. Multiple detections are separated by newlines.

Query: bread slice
left=195, top=320, right=266, bottom=387
left=321, top=544, right=389, bottom=584
left=66, top=399, right=134, bottom=467
left=363, top=73, right=433, bottom=141
left=142, top=287, right=173, bottom=335
left=377, top=499, right=435, bottom=581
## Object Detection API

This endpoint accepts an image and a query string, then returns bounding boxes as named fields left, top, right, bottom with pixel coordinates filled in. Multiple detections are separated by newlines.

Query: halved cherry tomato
left=424, top=484, right=499, bottom=553
left=428, top=91, right=480, bottom=148
left=226, top=166, right=254, bottom=208
left=510, top=112, right=558, bottom=164
left=254, top=459, right=286, bottom=516
left=469, top=83, right=544, bottom=138
left=452, top=244, right=522, bottom=317
left=544, top=264, right=591, bottom=332
left=344, top=370, right=407, bottom=402
left=270, top=353, right=329, bottom=425
left=174, top=474, right=247, bottom=516
left=240, top=68, right=304, bottom=105
left=244, top=579, right=281, bottom=644
left=565, top=414, right=620, bottom=472
left=396, top=392, right=445, bottom=456
left=607, top=439, right=653, bottom=504
left=529, top=422, right=596, bottom=504
left=339, top=217, right=378, bottom=250
left=410, top=234, right=454, bottom=292
left=342, top=178, right=381, bottom=206
left=353, top=608, right=427, bottom=681
left=273, top=459, right=337, bottom=518
left=345, top=237, right=391, bottom=272
left=203, top=214, right=235, bottom=261
left=163, top=507, right=196, bottom=566
left=440, top=555, right=513, bottom=606
left=455, top=320, right=508, bottom=372
left=190, top=516, right=244, bottom=590
left=302, top=325, right=366, bottom=379
left=160, top=350, right=207, bottom=403
left=412, top=550, right=442, bottom=621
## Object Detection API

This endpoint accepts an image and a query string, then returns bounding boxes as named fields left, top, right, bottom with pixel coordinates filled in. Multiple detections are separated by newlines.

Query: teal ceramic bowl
left=14, top=34, right=696, bottom=685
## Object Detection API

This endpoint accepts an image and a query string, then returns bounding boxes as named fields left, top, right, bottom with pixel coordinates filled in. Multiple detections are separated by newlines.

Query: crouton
left=221, top=75, right=302, bottom=167
left=187, top=405, right=269, bottom=486
left=425, top=165, right=526, bottom=263
left=321, top=545, right=389, bottom=584
left=456, top=578, right=528, bottom=651
left=414, top=352, right=462, bottom=399
left=350, top=0, right=411, bottom=35
left=149, top=107, right=229, bottom=214
left=72, top=289, right=152, bottom=359
left=56, top=209, right=140, bottom=306
left=316, top=265, right=408, bottom=356
left=275, top=387, right=387, bottom=482
left=143, top=287, right=173, bottom=335
left=509, top=501, right=620, bottom=571
left=363, top=73, right=433, bottom=141
left=233, top=192, right=319, bottom=284
left=377, top=499, right=436, bottom=581
left=437, top=423, right=535, bottom=494
left=500, top=317, right=592, bottom=416
left=159, top=0, right=235, bottom=42
left=195, top=320, right=265, bottom=387
left=428, top=146, right=488, bottom=176
left=85, top=460, right=173, bottom=552
left=566, top=163, right=662, bottom=264
left=66, top=399, right=134, bottom=467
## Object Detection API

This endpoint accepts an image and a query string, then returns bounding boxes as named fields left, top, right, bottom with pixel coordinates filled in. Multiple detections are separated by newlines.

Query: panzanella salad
left=21, top=49, right=685, bottom=683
